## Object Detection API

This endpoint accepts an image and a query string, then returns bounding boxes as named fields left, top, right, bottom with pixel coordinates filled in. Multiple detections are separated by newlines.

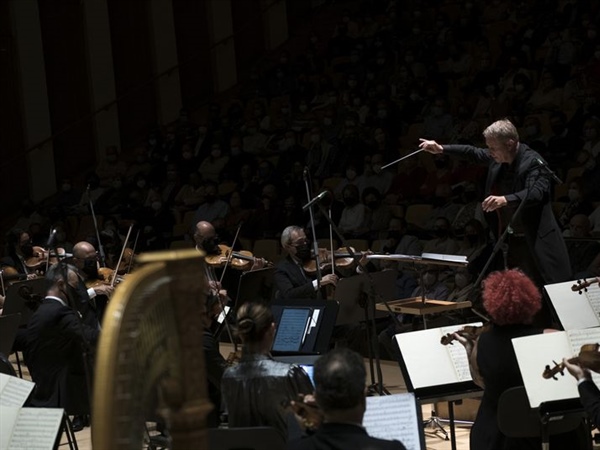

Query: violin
left=440, top=324, right=490, bottom=346
left=85, top=267, right=125, bottom=289
left=302, top=246, right=368, bottom=274
left=116, top=247, right=135, bottom=274
left=543, top=343, right=600, bottom=380
left=282, top=394, right=323, bottom=431
left=572, top=277, right=600, bottom=294
left=205, top=244, right=270, bottom=271
left=24, top=246, right=66, bottom=271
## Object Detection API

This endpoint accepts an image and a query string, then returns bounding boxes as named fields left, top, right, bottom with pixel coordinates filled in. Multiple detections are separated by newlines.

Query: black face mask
left=82, top=259, right=99, bottom=279
left=434, top=228, right=449, bottom=238
left=466, top=234, right=479, bottom=246
left=295, top=242, right=312, bottom=261
left=203, top=237, right=220, bottom=255
left=343, top=197, right=358, bottom=207
left=19, top=243, right=33, bottom=257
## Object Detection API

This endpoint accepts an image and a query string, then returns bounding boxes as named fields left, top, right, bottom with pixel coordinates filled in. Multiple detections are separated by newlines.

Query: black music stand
left=270, top=299, right=339, bottom=355
left=235, top=267, right=276, bottom=305
left=0, top=313, right=21, bottom=358
left=3, top=278, right=46, bottom=326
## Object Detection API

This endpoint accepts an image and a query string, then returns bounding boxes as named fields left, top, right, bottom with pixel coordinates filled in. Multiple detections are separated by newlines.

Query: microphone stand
left=86, top=185, right=106, bottom=267
left=303, top=167, right=323, bottom=298
left=314, top=201, right=401, bottom=395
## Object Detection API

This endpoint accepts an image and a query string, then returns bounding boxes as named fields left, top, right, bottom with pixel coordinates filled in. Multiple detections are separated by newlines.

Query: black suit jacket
left=22, top=298, right=99, bottom=414
left=274, top=255, right=317, bottom=300
left=443, top=143, right=571, bottom=283
left=287, top=423, right=407, bottom=450
left=578, top=380, right=600, bottom=428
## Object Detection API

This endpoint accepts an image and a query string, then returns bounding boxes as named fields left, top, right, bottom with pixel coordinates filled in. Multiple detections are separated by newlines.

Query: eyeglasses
left=291, top=239, right=308, bottom=247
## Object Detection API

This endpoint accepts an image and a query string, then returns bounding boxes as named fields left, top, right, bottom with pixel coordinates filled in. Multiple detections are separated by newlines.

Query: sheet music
left=512, top=332, right=578, bottom=408
left=395, top=322, right=480, bottom=389
left=363, top=393, right=422, bottom=450
left=0, top=406, right=18, bottom=449
left=0, top=374, right=35, bottom=407
left=272, top=308, right=310, bottom=352
left=586, top=285, right=600, bottom=315
left=545, top=280, right=600, bottom=329
left=1, top=407, right=64, bottom=450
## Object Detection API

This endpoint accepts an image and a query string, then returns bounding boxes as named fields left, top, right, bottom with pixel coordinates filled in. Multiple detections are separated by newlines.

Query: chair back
left=92, top=249, right=211, bottom=450
left=209, top=426, right=285, bottom=450
left=0, top=313, right=21, bottom=357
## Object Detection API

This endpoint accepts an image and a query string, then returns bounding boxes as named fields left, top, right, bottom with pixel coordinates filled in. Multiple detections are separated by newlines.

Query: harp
left=92, top=248, right=211, bottom=449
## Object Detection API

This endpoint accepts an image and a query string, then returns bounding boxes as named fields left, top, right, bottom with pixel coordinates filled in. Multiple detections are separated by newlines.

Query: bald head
left=194, top=221, right=217, bottom=251
left=73, top=241, right=96, bottom=259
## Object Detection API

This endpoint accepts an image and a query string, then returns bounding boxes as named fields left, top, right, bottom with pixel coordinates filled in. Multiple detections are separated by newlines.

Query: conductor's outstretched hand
left=419, top=138, right=444, bottom=154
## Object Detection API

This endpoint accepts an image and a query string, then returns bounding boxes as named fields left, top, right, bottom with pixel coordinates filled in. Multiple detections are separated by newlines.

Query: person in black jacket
left=19, top=263, right=99, bottom=431
left=419, top=119, right=571, bottom=286
left=287, top=347, right=407, bottom=450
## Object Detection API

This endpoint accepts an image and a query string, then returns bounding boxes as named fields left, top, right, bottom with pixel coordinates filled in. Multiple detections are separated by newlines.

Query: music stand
left=3, top=278, right=46, bottom=326
left=270, top=299, right=339, bottom=355
left=0, top=313, right=21, bottom=358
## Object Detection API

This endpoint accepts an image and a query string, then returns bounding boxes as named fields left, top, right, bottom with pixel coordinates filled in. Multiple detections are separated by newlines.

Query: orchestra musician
left=450, top=269, right=587, bottom=450
left=71, top=241, right=114, bottom=325
left=17, top=263, right=100, bottom=432
left=2, top=228, right=39, bottom=276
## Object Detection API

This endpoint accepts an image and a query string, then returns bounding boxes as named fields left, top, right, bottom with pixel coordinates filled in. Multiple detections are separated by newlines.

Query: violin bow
left=86, top=184, right=107, bottom=267
left=111, top=224, right=133, bottom=288
left=217, top=221, right=243, bottom=352
left=126, top=229, right=140, bottom=275
left=328, top=207, right=335, bottom=276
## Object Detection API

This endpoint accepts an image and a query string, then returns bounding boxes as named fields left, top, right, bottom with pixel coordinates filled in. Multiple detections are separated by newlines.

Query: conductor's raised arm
left=418, top=138, right=444, bottom=154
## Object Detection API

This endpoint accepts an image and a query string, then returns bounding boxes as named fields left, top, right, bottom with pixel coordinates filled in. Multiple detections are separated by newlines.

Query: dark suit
left=274, top=255, right=317, bottom=300
left=287, top=423, right=407, bottom=450
left=443, top=143, right=571, bottom=284
left=21, top=297, right=99, bottom=414
left=578, top=380, right=600, bottom=428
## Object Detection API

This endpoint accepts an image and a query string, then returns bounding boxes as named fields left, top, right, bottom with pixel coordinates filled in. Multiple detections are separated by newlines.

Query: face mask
left=343, top=197, right=358, bottom=207
left=202, top=237, right=220, bottom=255
left=422, top=272, right=437, bottom=287
left=455, top=273, right=470, bottom=289
left=466, top=234, right=479, bottom=246
left=82, top=259, right=99, bottom=278
left=568, top=188, right=580, bottom=202
left=434, top=228, right=448, bottom=238
left=137, top=180, right=146, bottom=189
left=295, top=242, right=311, bottom=261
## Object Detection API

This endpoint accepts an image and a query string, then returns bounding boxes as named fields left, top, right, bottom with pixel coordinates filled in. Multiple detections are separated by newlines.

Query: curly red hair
left=482, top=269, right=541, bottom=325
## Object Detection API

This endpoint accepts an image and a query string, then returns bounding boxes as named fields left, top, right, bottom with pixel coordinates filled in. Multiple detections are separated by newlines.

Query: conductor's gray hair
left=483, top=119, right=519, bottom=142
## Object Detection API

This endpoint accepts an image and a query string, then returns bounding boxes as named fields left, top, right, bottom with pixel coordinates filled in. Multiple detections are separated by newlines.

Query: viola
left=572, top=277, right=600, bottom=294
left=205, top=244, right=270, bottom=271
left=542, top=343, right=600, bottom=380
left=440, top=324, right=490, bottom=346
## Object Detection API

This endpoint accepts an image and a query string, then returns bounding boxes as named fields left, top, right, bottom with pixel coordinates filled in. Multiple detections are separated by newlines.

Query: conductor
left=418, top=119, right=570, bottom=286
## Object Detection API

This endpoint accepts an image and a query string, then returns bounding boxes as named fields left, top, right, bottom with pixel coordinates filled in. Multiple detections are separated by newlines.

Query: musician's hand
left=359, top=250, right=372, bottom=267
left=563, top=357, right=591, bottom=382
left=251, top=258, right=266, bottom=270
left=452, top=332, right=473, bottom=355
left=418, top=138, right=444, bottom=154
left=481, top=195, right=507, bottom=212
left=321, top=274, right=339, bottom=286
left=208, top=280, right=222, bottom=291
left=290, top=393, right=323, bottom=431
left=94, top=284, right=115, bottom=297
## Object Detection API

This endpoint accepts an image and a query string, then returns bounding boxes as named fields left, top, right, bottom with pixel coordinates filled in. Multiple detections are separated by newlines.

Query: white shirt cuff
left=87, top=287, right=97, bottom=299
left=312, top=280, right=318, bottom=290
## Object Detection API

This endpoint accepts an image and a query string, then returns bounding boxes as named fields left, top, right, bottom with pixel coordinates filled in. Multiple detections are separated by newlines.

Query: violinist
left=273, top=226, right=338, bottom=300
left=450, top=269, right=585, bottom=450
left=71, top=241, right=114, bottom=324
left=1, top=228, right=38, bottom=276
left=563, top=352, right=600, bottom=428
